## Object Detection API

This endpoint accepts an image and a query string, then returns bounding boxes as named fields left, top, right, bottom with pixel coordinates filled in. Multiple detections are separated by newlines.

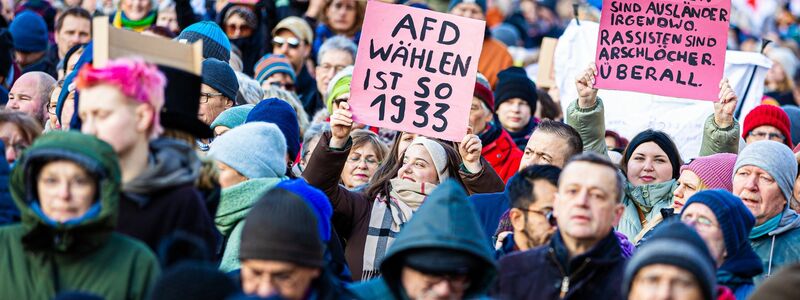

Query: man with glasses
left=679, top=190, right=763, bottom=299
left=732, top=140, right=800, bottom=281
left=494, top=153, right=627, bottom=299
left=271, top=17, right=320, bottom=118
left=198, top=58, right=239, bottom=151
left=351, top=181, right=497, bottom=300
left=742, top=104, right=794, bottom=148
left=315, top=36, right=356, bottom=105
left=6, top=71, right=55, bottom=126
left=495, top=165, right=560, bottom=258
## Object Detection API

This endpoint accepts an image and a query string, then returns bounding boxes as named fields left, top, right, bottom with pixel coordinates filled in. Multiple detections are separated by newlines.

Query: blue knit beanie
left=276, top=179, right=333, bottom=242
left=683, top=190, right=764, bottom=278
left=246, top=98, right=301, bottom=159
left=782, top=105, right=800, bottom=147
left=10, top=11, right=49, bottom=52
left=448, top=0, right=487, bottom=13
left=208, top=122, right=287, bottom=179
left=210, top=104, right=254, bottom=130
left=202, top=58, right=239, bottom=101
left=176, top=21, right=231, bottom=62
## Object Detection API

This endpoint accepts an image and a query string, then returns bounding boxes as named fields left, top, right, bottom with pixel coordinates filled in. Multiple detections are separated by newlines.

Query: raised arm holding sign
left=350, top=1, right=485, bottom=142
left=594, top=0, right=731, bottom=101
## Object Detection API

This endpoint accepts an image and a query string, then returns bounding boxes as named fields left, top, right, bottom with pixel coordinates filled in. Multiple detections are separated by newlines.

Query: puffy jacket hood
left=379, top=180, right=497, bottom=299
left=10, top=131, right=121, bottom=253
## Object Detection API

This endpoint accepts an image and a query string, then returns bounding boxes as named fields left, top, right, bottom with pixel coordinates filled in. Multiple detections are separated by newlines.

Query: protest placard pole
left=734, top=38, right=772, bottom=119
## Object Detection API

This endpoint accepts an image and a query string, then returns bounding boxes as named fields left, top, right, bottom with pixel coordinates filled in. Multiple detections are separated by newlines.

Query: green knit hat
left=210, top=104, right=255, bottom=130
left=325, top=66, right=354, bottom=114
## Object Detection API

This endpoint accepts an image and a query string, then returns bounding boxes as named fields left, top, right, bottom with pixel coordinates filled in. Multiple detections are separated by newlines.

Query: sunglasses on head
left=272, top=36, right=301, bottom=49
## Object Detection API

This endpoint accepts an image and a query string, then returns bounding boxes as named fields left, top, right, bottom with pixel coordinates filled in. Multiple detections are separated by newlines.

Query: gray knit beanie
left=734, top=140, right=797, bottom=206
left=208, top=122, right=287, bottom=179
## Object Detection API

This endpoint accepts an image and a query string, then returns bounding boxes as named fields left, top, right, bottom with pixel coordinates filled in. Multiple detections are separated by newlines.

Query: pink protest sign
left=594, top=0, right=731, bottom=101
left=350, top=1, right=485, bottom=141
left=228, top=0, right=258, bottom=5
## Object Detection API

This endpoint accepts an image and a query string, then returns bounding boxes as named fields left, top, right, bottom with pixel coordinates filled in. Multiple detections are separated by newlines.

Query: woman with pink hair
left=76, top=57, right=219, bottom=257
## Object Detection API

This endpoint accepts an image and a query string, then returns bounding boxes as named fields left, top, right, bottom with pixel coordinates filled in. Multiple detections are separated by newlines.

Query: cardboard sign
left=594, top=0, right=731, bottom=101
left=350, top=1, right=485, bottom=141
left=92, top=17, right=203, bottom=75
left=536, top=37, right=558, bottom=89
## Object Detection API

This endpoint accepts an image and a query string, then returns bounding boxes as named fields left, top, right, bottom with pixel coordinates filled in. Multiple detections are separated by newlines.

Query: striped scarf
left=362, top=179, right=435, bottom=280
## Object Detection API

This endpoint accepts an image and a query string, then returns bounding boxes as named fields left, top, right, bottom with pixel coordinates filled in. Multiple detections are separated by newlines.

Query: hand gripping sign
left=350, top=1, right=485, bottom=141
left=594, top=0, right=731, bottom=101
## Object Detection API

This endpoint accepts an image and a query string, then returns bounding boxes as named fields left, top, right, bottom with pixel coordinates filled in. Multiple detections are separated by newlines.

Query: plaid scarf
left=362, top=179, right=435, bottom=280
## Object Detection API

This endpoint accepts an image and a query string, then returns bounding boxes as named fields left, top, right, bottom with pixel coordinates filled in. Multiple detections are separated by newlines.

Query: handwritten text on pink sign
left=594, top=0, right=731, bottom=101
left=350, top=1, right=484, bottom=141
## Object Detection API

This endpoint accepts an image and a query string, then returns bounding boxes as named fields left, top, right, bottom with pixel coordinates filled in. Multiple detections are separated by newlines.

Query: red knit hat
left=742, top=105, right=793, bottom=147
left=474, top=81, right=495, bottom=111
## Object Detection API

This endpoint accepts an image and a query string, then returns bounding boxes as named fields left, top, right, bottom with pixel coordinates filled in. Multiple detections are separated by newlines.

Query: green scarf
left=750, top=212, right=783, bottom=239
left=114, top=10, right=156, bottom=32
left=215, top=177, right=285, bottom=236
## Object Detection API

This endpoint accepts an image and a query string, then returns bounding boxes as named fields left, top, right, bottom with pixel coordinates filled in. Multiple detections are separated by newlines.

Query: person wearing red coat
left=471, top=75, right=522, bottom=183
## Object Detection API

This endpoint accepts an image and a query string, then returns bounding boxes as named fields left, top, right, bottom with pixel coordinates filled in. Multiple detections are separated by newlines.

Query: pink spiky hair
left=76, top=58, right=167, bottom=139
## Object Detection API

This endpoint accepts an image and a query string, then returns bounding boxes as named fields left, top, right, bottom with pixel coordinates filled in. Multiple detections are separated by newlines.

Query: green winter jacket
left=349, top=181, right=497, bottom=300
left=0, top=131, right=160, bottom=300
left=566, top=98, right=739, bottom=239
left=216, top=177, right=285, bottom=272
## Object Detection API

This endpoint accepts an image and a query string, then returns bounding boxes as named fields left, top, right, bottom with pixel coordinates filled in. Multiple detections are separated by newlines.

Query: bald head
left=7, top=72, right=56, bottom=125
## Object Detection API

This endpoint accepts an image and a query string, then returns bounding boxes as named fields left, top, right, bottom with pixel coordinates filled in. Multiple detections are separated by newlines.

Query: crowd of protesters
left=1, top=0, right=800, bottom=299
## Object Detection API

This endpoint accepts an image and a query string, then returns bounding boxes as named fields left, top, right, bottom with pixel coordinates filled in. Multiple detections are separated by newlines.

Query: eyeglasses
left=347, top=155, right=380, bottom=167
left=518, top=207, right=556, bottom=226
left=200, top=92, right=224, bottom=103
left=269, top=81, right=295, bottom=91
left=272, top=36, right=301, bottom=49
left=225, top=23, right=253, bottom=36
left=242, top=266, right=305, bottom=292
left=318, top=63, right=348, bottom=75
left=681, top=215, right=718, bottom=230
left=748, top=131, right=785, bottom=142
left=407, top=267, right=471, bottom=292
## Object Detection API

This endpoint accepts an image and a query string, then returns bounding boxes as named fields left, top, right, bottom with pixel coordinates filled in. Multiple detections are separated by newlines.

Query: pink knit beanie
left=679, top=153, right=738, bottom=192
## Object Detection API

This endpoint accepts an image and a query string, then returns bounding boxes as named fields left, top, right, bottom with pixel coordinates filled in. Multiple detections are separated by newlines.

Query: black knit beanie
left=623, top=222, right=717, bottom=300
left=239, top=188, right=324, bottom=268
left=622, top=129, right=683, bottom=179
left=149, top=262, right=239, bottom=300
left=493, top=67, right=538, bottom=112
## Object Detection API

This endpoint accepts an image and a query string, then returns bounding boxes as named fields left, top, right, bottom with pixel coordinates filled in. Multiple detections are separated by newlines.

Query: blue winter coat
left=0, top=140, right=19, bottom=225
left=469, top=191, right=509, bottom=241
